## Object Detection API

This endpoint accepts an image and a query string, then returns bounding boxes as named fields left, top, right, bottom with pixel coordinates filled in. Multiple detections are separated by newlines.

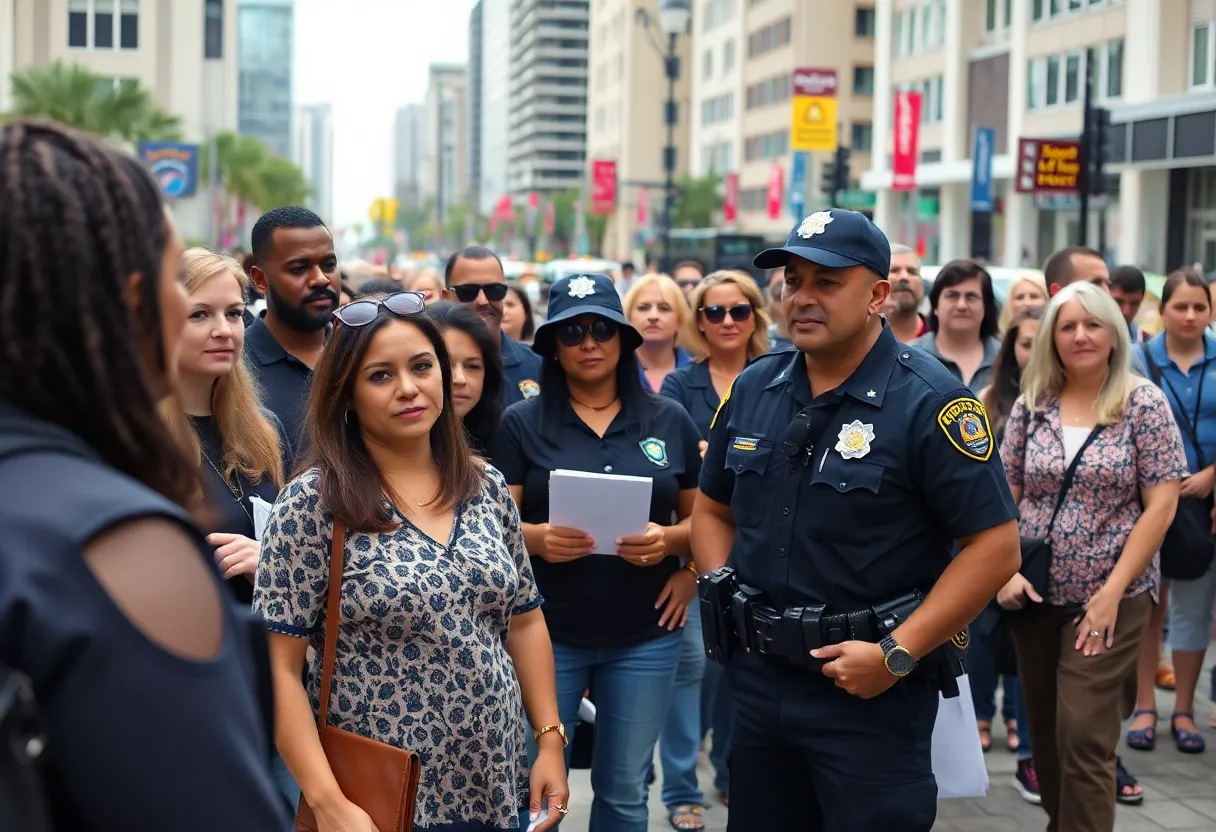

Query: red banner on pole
left=543, top=200, right=556, bottom=236
left=590, top=160, right=618, bottom=216
left=892, top=91, right=922, bottom=192
left=636, top=187, right=649, bottom=228
left=723, top=173, right=739, bottom=223
left=766, top=164, right=784, bottom=220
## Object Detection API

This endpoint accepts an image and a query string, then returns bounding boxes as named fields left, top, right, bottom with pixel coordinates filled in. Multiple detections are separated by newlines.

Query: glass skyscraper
left=238, top=0, right=293, bottom=157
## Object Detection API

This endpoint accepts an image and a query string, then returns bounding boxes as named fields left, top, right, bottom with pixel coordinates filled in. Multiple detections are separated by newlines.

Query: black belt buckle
left=823, top=613, right=848, bottom=646
left=748, top=605, right=784, bottom=659
left=800, top=604, right=825, bottom=670
left=731, top=585, right=764, bottom=655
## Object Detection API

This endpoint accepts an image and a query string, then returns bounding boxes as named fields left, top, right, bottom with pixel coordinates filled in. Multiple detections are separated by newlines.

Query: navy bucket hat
left=754, top=208, right=891, bottom=278
left=532, top=273, right=643, bottom=357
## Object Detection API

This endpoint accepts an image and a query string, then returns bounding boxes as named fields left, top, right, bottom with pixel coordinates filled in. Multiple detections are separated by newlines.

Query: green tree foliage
left=201, top=131, right=311, bottom=211
left=671, top=173, right=721, bottom=229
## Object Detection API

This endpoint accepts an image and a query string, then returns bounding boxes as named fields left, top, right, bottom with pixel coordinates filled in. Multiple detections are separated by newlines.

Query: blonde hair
left=684, top=270, right=771, bottom=360
left=1020, top=281, right=1144, bottom=425
left=161, top=248, right=285, bottom=492
left=622, top=274, right=694, bottom=349
left=998, top=273, right=1049, bottom=333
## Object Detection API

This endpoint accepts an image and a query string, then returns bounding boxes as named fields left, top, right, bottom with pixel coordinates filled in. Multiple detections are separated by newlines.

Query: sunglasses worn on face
left=332, top=292, right=426, bottom=327
left=700, top=303, right=753, bottom=324
left=677, top=280, right=701, bottom=290
left=555, top=319, right=619, bottom=348
left=451, top=282, right=510, bottom=303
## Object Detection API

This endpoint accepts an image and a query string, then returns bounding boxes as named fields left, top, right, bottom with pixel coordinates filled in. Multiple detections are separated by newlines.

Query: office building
left=508, top=0, right=590, bottom=196
left=479, top=0, right=512, bottom=215
left=425, top=63, right=470, bottom=220
left=587, top=0, right=692, bottom=260
left=469, top=1, right=484, bottom=210
left=237, top=0, right=293, bottom=157
left=393, top=103, right=426, bottom=211
left=690, top=0, right=743, bottom=185
left=293, top=103, right=334, bottom=223
left=10, top=0, right=239, bottom=240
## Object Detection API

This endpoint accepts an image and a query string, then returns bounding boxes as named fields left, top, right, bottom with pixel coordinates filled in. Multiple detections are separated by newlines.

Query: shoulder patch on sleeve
left=937, top=397, right=994, bottom=462
left=710, top=378, right=734, bottom=431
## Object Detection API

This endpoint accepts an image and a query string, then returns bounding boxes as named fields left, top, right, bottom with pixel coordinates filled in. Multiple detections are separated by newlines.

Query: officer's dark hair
left=537, top=337, right=656, bottom=444
left=506, top=282, right=536, bottom=341
left=1110, top=265, right=1146, bottom=295
left=926, top=259, right=1000, bottom=341
left=1042, top=246, right=1102, bottom=288
left=621, top=261, right=636, bottom=273
left=0, top=119, right=204, bottom=511
left=981, top=306, right=1044, bottom=437
left=251, top=205, right=327, bottom=264
left=444, top=245, right=503, bottom=287
left=425, top=301, right=506, bottom=452
left=353, top=278, right=403, bottom=298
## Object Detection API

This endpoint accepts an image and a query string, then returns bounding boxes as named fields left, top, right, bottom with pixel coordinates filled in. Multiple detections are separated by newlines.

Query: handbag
left=1017, top=421, right=1105, bottom=599
left=0, top=665, right=52, bottom=832
left=296, top=519, right=421, bottom=832
left=1141, top=346, right=1216, bottom=580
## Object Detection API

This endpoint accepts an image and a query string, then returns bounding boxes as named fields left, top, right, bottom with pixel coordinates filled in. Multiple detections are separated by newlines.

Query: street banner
left=637, top=187, right=649, bottom=230
left=790, top=68, right=838, bottom=153
left=892, top=91, right=922, bottom=192
left=789, top=151, right=808, bottom=217
left=767, top=163, right=784, bottom=221
left=971, top=127, right=995, bottom=211
left=723, top=173, right=739, bottom=223
left=138, top=142, right=200, bottom=199
left=590, top=159, right=618, bottom=215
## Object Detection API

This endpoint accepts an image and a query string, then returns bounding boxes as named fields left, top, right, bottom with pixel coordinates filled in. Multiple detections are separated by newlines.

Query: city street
left=562, top=655, right=1216, bottom=831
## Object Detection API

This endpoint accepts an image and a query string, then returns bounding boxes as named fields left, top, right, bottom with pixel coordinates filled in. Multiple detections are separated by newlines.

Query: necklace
left=570, top=395, right=619, bottom=412
left=202, top=450, right=254, bottom=526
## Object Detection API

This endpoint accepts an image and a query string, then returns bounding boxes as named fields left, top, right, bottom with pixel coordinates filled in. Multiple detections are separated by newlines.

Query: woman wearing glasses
left=489, top=274, right=704, bottom=832
left=255, top=292, right=568, bottom=832
left=654, top=270, right=770, bottom=824
left=913, top=260, right=1002, bottom=393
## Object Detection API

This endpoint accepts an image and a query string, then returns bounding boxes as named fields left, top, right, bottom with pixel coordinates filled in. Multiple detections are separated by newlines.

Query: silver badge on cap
left=568, top=275, right=596, bottom=299
left=797, top=211, right=834, bottom=239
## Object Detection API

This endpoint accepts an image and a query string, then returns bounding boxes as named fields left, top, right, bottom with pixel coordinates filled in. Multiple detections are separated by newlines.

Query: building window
left=120, top=0, right=138, bottom=49
left=723, top=40, right=735, bottom=73
left=1050, top=0, right=1062, bottom=15
left=746, top=17, right=791, bottom=59
left=1064, top=52, right=1081, bottom=102
left=1194, top=24, right=1213, bottom=88
left=703, top=49, right=713, bottom=81
left=1068, top=0, right=1082, bottom=10
left=853, top=66, right=874, bottom=96
left=1045, top=55, right=1060, bottom=106
left=204, top=0, right=223, bottom=59
left=743, top=130, right=788, bottom=162
left=95, top=0, right=114, bottom=48
left=850, top=122, right=873, bottom=152
left=68, top=0, right=88, bottom=47
left=1105, top=39, right=1123, bottom=98
left=1033, top=0, right=1044, bottom=20
left=69, top=0, right=138, bottom=50
left=985, top=0, right=998, bottom=32
left=855, top=8, right=875, bottom=37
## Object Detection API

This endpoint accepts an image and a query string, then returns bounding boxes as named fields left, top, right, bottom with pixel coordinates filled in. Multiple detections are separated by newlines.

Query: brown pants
left=1010, top=593, right=1152, bottom=832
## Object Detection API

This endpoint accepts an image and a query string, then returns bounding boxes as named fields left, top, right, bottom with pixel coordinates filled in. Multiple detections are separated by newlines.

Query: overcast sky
left=293, top=0, right=478, bottom=228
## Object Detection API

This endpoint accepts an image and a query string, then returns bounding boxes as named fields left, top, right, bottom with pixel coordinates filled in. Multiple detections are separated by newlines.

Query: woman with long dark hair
left=255, top=293, right=568, bottom=831
left=426, top=300, right=507, bottom=451
left=0, top=120, right=288, bottom=829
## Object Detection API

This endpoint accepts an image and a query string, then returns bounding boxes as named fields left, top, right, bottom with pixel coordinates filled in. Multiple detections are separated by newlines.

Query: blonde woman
left=624, top=274, right=694, bottom=392
left=162, top=249, right=289, bottom=605
left=998, top=282, right=1186, bottom=831
left=998, top=273, right=1049, bottom=334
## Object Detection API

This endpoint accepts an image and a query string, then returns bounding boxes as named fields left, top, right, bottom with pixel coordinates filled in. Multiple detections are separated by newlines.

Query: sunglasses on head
left=451, top=282, right=510, bottom=303
left=332, top=292, right=426, bottom=327
left=700, top=303, right=753, bottom=324
left=555, top=319, right=619, bottom=348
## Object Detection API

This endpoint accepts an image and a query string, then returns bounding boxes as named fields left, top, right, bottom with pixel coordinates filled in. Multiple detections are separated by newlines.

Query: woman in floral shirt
left=998, top=282, right=1187, bottom=832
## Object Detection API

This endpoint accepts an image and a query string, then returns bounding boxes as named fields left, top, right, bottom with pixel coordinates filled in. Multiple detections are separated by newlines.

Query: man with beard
left=245, top=206, right=341, bottom=454
left=444, top=245, right=543, bottom=404
left=882, top=244, right=928, bottom=343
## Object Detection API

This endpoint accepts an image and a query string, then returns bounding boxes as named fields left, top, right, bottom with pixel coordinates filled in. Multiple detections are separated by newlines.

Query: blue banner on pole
left=789, top=151, right=808, bottom=217
left=970, top=127, right=994, bottom=212
left=138, top=141, right=200, bottom=199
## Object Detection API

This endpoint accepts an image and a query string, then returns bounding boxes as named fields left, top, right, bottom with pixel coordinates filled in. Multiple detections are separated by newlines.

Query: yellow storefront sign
left=791, top=95, right=838, bottom=153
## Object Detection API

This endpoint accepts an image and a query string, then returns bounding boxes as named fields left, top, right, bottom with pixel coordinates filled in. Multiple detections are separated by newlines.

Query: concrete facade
left=293, top=102, right=333, bottom=223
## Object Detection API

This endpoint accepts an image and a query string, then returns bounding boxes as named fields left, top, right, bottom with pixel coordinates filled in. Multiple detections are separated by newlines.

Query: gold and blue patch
left=731, top=437, right=759, bottom=452
left=518, top=379, right=540, bottom=399
left=937, top=397, right=993, bottom=462
left=640, top=437, right=669, bottom=467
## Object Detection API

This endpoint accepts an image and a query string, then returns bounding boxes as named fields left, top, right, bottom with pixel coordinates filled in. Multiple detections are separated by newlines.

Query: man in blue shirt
left=444, top=246, right=543, bottom=405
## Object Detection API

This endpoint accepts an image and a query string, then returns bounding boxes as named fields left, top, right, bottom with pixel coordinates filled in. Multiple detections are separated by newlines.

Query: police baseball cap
left=532, top=273, right=643, bottom=356
left=754, top=209, right=891, bottom=278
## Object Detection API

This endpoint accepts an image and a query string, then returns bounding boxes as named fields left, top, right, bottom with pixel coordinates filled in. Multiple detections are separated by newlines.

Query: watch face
left=887, top=647, right=915, bottom=676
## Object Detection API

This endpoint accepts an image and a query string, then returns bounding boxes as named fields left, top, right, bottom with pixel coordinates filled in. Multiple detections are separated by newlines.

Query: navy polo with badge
left=489, top=272, right=703, bottom=649
left=502, top=332, right=543, bottom=405
left=699, top=209, right=1019, bottom=832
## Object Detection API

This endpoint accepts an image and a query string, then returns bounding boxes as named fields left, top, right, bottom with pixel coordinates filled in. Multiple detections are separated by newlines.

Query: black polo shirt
left=244, top=318, right=314, bottom=458
left=700, top=322, right=1018, bottom=612
left=490, top=394, right=703, bottom=648
left=502, top=334, right=543, bottom=405
left=659, top=359, right=723, bottom=441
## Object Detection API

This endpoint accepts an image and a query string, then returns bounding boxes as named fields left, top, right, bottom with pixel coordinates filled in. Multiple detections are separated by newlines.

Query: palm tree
left=7, top=61, right=181, bottom=144
left=256, top=155, right=312, bottom=210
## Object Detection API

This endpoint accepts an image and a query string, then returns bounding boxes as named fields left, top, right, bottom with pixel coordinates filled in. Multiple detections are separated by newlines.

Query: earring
left=344, top=408, right=352, bottom=424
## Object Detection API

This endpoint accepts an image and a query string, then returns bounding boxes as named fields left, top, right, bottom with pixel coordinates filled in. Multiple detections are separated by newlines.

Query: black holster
left=698, top=567, right=739, bottom=665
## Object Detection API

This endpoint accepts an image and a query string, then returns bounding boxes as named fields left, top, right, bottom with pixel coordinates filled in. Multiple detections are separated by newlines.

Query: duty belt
left=738, top=599, right=909, bottom=669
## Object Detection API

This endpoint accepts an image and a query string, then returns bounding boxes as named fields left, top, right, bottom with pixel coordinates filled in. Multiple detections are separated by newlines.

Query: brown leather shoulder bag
left=296, top=519, right=421, bottom=832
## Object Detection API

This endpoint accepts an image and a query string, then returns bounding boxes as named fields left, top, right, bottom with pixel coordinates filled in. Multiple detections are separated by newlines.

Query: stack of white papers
left=549, top=469, right=653, bottom=555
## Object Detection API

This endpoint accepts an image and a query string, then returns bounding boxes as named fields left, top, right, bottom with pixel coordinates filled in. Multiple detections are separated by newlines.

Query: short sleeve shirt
left=999, top=386, right=1189, bottom=606
left=699, top=323, right=1019, bottom=610
left=1139, top=333, right=1216, bottom=473
left=659, top=359, right=723, bottom=441
left=501, top=334, right=543, bottom=405
left=244, top=318, right=314, bottom=456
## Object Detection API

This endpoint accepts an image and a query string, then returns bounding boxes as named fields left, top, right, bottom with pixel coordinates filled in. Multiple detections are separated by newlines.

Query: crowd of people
left=1, top=120, right=1214, bottom=832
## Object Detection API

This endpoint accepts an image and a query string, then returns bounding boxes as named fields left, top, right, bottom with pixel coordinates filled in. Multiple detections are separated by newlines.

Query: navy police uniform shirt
left=699, top=321, right=1018, bottom=612
left=660, top=359, right=724, bottom=441
left=490, top=395, right=702, bottom=650
left=502, top=334, right=543, bottom=405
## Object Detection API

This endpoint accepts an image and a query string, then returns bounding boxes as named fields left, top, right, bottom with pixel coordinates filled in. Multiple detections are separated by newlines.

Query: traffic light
left=1089, top=107, right=1112, bottom=196
left=820, top=146, right=852, bottom=203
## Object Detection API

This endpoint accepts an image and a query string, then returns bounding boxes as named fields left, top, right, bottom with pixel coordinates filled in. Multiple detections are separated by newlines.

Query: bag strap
left=1142, top=344, right=1210, bottom=470
left=315, top=518, right=347, bottom=734
left=1044, top=424, right=1105, bottom=540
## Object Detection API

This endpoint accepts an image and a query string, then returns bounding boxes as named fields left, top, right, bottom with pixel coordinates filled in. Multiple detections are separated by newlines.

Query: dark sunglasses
left=700, top=303, right=753, bottom=324
left=555, top=319, right=619, bottom=348
left=451, top=282, right=510, bottom=303
left=676, top=280, right=701, bottom=290
left=332, top=292, right=426, bottom=327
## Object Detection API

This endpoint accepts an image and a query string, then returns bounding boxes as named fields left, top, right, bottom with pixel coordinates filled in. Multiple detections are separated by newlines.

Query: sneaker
left=1013, top=758, right=1041, bottom=805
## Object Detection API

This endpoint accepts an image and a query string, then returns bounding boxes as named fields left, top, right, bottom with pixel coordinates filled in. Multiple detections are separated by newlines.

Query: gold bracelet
left=686, top=561, right=699, bottom=576
left=533, top=724, right=568, bottom=747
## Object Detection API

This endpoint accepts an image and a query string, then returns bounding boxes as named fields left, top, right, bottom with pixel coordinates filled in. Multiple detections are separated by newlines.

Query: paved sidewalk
left=560, top=658, right=1216, bottom=831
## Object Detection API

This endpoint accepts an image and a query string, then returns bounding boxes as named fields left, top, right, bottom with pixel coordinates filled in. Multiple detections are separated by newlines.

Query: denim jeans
left=540, top=632, right=682, bottom=832
left=270, top=753, right=301, bottom=812
left=1013, top=678, right=1034, bottom=761
left=654, top=606, right=707, bottom=809
left=700, top=658, right=731, bottom=794
left=967, top=630, right=1018, bottom=723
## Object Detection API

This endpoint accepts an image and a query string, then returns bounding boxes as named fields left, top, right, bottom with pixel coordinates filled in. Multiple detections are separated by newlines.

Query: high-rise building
left=479, top=0, right=512, bottom=215
left=587, top=0, right=692, bottom=261
left=293, top=103, right=334, bottom=223
left=690, top=0, right=742, bottom=186
left=393, top=103, right=426, bottom=211
left=237, top=0, right=293, bottom=157
left=508, top=0, right=590, bottom=196
left=9, top=0, right=239, bottom=240
left=425, top=63, right=470, bottom=221
left=469, top=1, right=484, bottom=211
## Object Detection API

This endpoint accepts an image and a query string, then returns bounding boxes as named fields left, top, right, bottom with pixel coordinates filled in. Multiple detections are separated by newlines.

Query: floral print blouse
left=999, top=384, right=1188, bottom=607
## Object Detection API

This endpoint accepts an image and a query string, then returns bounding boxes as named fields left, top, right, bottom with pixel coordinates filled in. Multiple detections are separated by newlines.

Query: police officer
left=690, top=209, right=1021, bottom=831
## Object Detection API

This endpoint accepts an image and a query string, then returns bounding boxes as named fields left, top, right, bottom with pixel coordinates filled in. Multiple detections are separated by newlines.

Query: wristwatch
left=879, top=635, right=917, bottom=678
left=533, top=723, right=568, bottom=747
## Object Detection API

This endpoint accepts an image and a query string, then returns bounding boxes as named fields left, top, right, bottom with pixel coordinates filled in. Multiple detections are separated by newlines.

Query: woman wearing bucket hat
left=490, top=273, right=705, bottom=832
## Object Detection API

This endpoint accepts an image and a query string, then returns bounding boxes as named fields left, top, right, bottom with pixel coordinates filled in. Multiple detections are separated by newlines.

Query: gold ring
left=1089, top=630, right=1101, bottom=638
left=641, top=557, right=649, bottom=563
left=555, top=804, right=569, bottom=815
